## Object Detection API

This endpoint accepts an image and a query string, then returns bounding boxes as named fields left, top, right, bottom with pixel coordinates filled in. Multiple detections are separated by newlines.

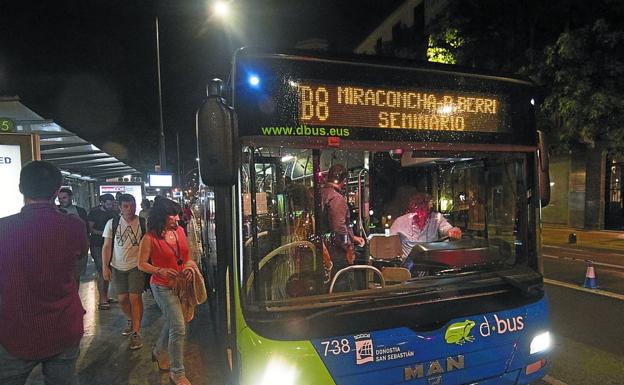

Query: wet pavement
left=25, top=222, right=223, bottom=385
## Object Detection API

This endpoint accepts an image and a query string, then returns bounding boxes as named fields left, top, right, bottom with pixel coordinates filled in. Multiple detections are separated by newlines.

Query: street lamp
left=214, top=1, right=230, bottom=17
left=156, top=2, right=231, bottom=177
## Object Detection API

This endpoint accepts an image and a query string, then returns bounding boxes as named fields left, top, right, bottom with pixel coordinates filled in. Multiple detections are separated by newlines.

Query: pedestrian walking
left=138, top=198, right=195, bottom=385
left=88, top=193, right=117, bottom=309
left=57, top=187, right=90, bottom=285
left=102, top=193, right=146, bottom=350
left=0, top=161, right=88, bottom=385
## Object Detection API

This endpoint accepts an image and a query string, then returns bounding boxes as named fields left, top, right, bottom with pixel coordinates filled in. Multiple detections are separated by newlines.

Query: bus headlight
left=530, top=331, right=551, bottom=354
left=259, top=358, right=297, bottom=385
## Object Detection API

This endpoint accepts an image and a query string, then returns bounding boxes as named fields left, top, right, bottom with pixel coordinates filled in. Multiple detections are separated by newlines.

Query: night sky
left=2, top=0, right=402, bottom=176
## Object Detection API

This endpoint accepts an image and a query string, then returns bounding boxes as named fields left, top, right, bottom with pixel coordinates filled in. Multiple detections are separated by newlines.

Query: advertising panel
left=148, top=173, right=173, bottom=187
left=0, top=144, right=23, bottom=217
left=99, top=184, right=144, bottom=208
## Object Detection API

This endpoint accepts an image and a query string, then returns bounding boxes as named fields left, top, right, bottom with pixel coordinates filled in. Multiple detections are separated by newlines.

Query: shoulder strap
left=139, top=217, right=146, bottom=239
left=110, top=216, right=120, bottom=258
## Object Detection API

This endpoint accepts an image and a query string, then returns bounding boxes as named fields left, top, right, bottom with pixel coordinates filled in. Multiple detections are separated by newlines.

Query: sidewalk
left=25, top=219, right=221, bottom=385
left=542, top=224, right=624, bottom=254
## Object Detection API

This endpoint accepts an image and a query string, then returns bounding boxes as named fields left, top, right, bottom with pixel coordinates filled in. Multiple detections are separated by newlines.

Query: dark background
left=2, top=0, right=402, bottom=176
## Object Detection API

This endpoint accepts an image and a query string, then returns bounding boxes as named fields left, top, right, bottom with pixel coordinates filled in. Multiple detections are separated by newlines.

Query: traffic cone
left=582, top=261, right=597, bottom=289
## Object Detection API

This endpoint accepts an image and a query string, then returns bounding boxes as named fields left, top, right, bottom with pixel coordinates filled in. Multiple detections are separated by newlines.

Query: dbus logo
left=479, top=314, right=524, bottom=337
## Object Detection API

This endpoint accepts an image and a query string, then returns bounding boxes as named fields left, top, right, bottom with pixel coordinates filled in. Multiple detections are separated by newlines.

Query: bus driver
left=389, top=192, right=462, bottom=266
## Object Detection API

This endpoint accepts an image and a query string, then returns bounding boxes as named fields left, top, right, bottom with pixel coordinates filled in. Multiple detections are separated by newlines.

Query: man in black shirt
left=87, top=194, right=117, bottom=309
left=57, top=187, right=90, bottom=285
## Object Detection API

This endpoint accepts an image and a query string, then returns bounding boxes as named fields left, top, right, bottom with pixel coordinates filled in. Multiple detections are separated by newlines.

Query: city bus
left=196, top=48, right=552, bottom=385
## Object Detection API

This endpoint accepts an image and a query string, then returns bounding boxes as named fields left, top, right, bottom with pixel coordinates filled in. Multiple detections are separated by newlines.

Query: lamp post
left=156, top=16, right=166, bottom=171
left=156, top=1, right=231, bottom=174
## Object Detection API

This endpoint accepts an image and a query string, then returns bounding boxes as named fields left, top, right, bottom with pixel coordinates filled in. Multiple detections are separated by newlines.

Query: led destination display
left=298, top=82, right=505, bottom=133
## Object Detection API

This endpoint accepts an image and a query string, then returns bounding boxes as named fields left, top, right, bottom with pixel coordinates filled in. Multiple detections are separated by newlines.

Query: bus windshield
left=241, top=146, right=532, bottom=308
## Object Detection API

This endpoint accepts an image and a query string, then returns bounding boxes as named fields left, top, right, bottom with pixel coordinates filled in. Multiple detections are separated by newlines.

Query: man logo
left=355, top=338, right=374, bottom=365
left=404, top=355, right=464, bottom=381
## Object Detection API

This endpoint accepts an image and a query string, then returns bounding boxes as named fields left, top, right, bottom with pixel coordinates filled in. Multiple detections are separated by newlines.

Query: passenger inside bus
left=389, top=192, right=462, bottom=269
left=320, top=164, right=366, bottom=291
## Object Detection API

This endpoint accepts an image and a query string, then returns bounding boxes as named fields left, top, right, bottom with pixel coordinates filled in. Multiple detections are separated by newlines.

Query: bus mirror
left=537, top=130, right=550, bottom=207
left=196, top=78, right=240, bottom=186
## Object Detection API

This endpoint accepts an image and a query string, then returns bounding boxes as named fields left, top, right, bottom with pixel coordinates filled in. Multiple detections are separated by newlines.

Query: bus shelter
left=0, top=96, right=140, bottom=210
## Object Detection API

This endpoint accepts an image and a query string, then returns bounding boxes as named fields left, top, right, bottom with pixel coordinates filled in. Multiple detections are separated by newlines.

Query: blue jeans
left=0, top=344, right=79, bottom=385
left=151, top=284, right=186, bottom=376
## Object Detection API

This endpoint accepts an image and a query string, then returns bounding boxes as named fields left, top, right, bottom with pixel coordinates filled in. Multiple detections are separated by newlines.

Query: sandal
left=98, top=302, right=110, bottom=310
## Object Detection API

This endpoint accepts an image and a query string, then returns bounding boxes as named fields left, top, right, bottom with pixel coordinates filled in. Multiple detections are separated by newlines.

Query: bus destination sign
left=297, top=82, right=504, bottom=133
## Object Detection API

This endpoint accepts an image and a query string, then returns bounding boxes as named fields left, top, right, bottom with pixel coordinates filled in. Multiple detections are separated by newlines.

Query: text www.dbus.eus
left=261, top=125, right=350, bottom=137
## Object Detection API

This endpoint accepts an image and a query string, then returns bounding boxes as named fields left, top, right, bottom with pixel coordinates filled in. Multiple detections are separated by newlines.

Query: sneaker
left=122, top=320, right=132, bottom=336
left=129, top=332, right=143, bottom=350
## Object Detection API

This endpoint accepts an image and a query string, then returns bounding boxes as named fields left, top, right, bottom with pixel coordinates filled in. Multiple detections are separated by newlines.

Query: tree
left=538, top=20, right=624, bottom=150
left=423, top=0, right=624, bottom=151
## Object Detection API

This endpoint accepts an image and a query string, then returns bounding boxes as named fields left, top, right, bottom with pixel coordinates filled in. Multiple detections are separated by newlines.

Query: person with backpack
left=102, top=193, right=146, bottom=350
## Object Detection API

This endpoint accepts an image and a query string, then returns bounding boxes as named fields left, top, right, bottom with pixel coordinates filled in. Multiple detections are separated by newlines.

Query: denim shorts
left=111, top=267, right=145, bottom=295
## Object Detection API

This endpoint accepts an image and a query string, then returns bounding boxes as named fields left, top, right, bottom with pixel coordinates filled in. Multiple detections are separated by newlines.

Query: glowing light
left=530, top=331, right=551, bottom=354
left=288, top=80, right=298, bottom=87
left=281, top=155, right=294, bottom=162
left=213, top=1, right=230, bottom=17
left=549, top=182, right=555, bottom=187
left=439, top=105, right=453, bottom=114
left=440, top=198, right=451, bottom=212
left=259, top=358, right=297, bottom=385
left=530, top=98, right=535, bottom=106
left=248, top=75, right=260, bottom=87
left=369, top=210, right=374, bottom=216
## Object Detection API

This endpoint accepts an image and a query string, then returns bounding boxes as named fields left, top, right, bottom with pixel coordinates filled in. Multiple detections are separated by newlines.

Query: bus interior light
left=530, top=331, right=551, bottom=354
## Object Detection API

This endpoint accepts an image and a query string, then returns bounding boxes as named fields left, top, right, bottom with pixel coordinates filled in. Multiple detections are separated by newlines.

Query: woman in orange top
left=138, top=198, right=194, bottom=385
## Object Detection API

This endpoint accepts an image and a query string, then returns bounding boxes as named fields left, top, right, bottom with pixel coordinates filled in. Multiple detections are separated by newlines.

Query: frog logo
left=444, top=320, right=476, bottom=345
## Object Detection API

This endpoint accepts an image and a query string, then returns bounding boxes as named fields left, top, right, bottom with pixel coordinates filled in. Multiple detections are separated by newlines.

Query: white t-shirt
left=103, top=216, right=143, bottom=271
left=389, top=212, right=453, bottom=259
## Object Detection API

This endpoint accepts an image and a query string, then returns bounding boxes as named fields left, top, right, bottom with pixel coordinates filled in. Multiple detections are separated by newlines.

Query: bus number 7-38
left=321, top=339, right=351, bottom=356
left=299, top=86, right=329, bottom=121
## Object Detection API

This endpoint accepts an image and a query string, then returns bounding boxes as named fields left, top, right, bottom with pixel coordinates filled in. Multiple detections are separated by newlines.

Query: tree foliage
left=538, top=20, right=624, bottom=149
left=384, top=0, right=624, bottom=151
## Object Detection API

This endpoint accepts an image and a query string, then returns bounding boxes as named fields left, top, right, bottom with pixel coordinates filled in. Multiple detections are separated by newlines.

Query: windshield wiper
left=492, top=268, right=543, bottom=296
left=435, top=263, right=542, bottom=296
